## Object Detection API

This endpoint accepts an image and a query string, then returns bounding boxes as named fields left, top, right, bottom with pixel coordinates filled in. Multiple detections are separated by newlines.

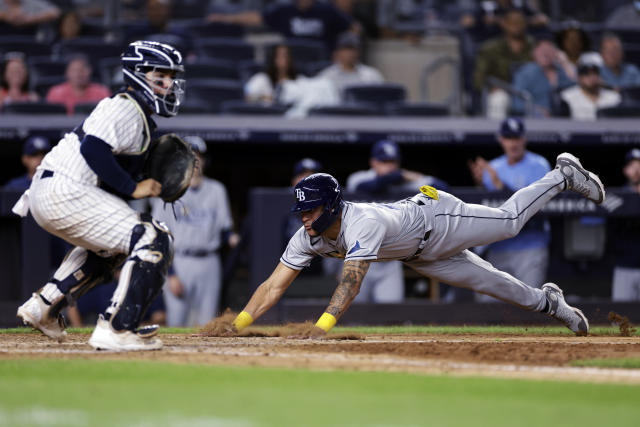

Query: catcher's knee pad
left=48, top=247, right=125, bottom=317
left=106, top=217, right=173, bottom=331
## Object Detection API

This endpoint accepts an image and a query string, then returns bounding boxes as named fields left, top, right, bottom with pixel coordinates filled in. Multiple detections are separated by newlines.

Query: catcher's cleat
left=556, top=152, right=605, bottom=204
left=88, top=315, right=162, bottom=351
left=17, top=293, right=67, bottom=342
left=542, top=283, right=589, bottom=336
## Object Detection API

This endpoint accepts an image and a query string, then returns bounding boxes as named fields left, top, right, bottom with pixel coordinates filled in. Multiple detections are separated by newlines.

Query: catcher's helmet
left=291, top=173, right=344, bottom=234
left=121, top=40, right=185, bottom=117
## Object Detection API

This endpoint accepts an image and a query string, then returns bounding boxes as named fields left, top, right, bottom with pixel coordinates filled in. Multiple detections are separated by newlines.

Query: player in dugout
left=222, top=152, right=606, bottom=337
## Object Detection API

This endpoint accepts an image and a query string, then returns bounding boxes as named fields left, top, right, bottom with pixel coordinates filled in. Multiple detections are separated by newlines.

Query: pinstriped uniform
left=28, top=94, right=150, bottom=254
left=282, top=169, right=568, bottom=312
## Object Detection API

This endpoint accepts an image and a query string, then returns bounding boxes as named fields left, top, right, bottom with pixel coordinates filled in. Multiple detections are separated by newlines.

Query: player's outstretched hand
left=132, top=178, right=162, bottom=199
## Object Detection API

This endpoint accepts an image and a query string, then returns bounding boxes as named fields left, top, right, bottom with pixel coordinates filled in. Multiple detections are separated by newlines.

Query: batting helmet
left=121, top=40, right=185, bottom=117
left=291, top=173, right=344, bottom=234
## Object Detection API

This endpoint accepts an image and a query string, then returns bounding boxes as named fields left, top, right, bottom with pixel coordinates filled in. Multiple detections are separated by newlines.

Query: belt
left=405, top=230, right=431, bottom=261
left=177, top=248, right=219, bottom=257
left=405, top=194, right=432, bottom=261
left=41, top=170, right=54, bottom=179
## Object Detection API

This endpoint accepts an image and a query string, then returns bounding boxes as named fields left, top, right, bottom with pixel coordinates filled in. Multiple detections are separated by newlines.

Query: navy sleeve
left=355, top=170, right=404, bottom=194
left=80, top=135, right=137, bottom=196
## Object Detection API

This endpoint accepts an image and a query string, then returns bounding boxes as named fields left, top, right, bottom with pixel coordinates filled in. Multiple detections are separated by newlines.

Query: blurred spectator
left=66, top=267, right=166, bottom=327
left=124, top=0, right=192, bottom=56
left=606, top=1, right=640, bottom=27
left=55, top=9, right=81, bottom=42
left=555, top=20, right=591, bottom=80
left=473, top=0, right=548, bottom=36
left=468, top=118, right=550, bottom=301
left=473, top=9, right=533, bottom=119
left=206, top=0, right=259, bottom=14
left=245, top=43, right=298, bottom=104
left=0, top=53, right=39, bottom=109
left=599, top=32, right=640, bottom=90
left=611, top=148, right=640, bottom=301
left=345, top=139, right=447, bottom=303
left=207, top=0, right=356, bottom=52
left=332, top=0, right=378, bottom=39
left=45, top=54, right=110, bottom=115
left=511, top=37, right=574, bottom=116
left=0, top=0, right=60, bottom=31
left=347, top=139, right=448, bottom=195
left=317, top=32, right=383, bottom=94
left=560, top=52, right=621, bottom=120
left=151, top=136, right=240, bottom=327
left=377, top=0, right=478, bottom=36
left=3, top=135, right=50, bottom=191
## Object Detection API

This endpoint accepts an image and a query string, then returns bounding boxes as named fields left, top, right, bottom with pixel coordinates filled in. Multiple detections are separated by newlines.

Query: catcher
left=13, top=40, right=194, bottom=351
left=226, top=153, right=604, bottom=337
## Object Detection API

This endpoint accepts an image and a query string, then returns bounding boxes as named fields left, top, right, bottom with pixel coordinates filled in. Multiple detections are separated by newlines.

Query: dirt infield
left=2, top=332, right=640, bottom=384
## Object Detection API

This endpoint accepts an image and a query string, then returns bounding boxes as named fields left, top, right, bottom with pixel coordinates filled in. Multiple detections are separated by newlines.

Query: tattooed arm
left=326, top=259, right=371, bottom=319
left=304, top=259, right=371, bottom=337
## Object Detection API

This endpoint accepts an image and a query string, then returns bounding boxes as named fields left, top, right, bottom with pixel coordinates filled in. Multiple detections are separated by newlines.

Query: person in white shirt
left=244, top=43, right=298, bottom=104
left=560, top=52, right=621, bottom=120
left=317, top=32, right=383, bottom=95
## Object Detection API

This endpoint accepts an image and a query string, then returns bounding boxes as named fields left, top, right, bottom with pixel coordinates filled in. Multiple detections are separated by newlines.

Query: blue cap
left=293, top=158, right=322, bottom=176
left=23, top=135, right=51, bottom=155
left=499, top=117, right=525, bottom=139
left=625, top=148, right=640, bottom=165
left=371, top=140, right=400, bottom=162
left=183, top=135, right=206, bottom=154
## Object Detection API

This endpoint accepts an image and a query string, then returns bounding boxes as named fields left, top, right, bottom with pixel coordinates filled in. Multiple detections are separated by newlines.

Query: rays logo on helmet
left=295, top=189, right=306, bottom=201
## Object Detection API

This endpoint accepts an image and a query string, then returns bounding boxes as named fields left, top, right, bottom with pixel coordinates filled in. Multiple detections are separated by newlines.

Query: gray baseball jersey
left=151, top=177, right=234, bottom=326
left=281, top=169, right=568, bottom=312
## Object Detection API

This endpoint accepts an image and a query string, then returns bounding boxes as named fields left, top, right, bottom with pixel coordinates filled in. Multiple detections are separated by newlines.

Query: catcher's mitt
left=144, top=133, right=196, bottom=203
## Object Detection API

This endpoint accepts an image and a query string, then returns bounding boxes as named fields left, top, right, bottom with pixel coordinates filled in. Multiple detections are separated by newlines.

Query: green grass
left=1, top=324, right=635, bottom=335
left=0, top=359, right=639, bottom=427
left=571, top=358, right=640, bottom=369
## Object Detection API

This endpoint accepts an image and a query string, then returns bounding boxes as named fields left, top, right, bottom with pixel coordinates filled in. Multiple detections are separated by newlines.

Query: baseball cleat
left=542, top=283, right=589, bottom=336
left=556, top=153, right=605, bottom=204
left=89, top=315, right=162, bottom=351
left=17, top=293, right=67, bottom=342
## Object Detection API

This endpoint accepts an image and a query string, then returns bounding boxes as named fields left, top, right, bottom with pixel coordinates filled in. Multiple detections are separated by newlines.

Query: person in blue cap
left=343, top=140, right=447, bottom=303
left=468, top=117, right=551, bottom=301
left=4, top=135, right=51, bottom=191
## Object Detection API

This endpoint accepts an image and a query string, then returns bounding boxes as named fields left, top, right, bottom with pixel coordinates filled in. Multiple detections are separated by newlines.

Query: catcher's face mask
left=140, top=66, right=185, bottom=117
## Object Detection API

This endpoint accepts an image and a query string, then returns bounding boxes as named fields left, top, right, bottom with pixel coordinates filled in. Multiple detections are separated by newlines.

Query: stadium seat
left=385, top=102, right=449, bottom=117
left=0, top=36, right=51, bottom=57
left=2, top=102, right=67, bottom=114
left=220, top=100, right=287, bottom=115
left=185, top=58, right=239, bottom=81
left=33, top=76, right=66, bottom=98
left=28, top=57, right=68, bottom=83
left=621, top=86, right=640, bottom=103
left=279, top=38, right=329, bottom=64
left=176, top=20, right=244, bottom=38
left=73, top=102, right=99, bottom=115
left=184, top=79, right=245, bottom=113
left=343, top=83, right=406, bottom=112
left=597, top=104, right=640, bottom=118
left=53, top=38, right=123, bottom=66
left=194, top=38, right=254, bottom=63
left=308, top=103, right=379, bottom=117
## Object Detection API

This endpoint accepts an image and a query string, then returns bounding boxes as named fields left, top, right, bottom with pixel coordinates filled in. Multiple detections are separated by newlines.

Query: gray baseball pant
left=406, top=169, right=566, bottom=311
